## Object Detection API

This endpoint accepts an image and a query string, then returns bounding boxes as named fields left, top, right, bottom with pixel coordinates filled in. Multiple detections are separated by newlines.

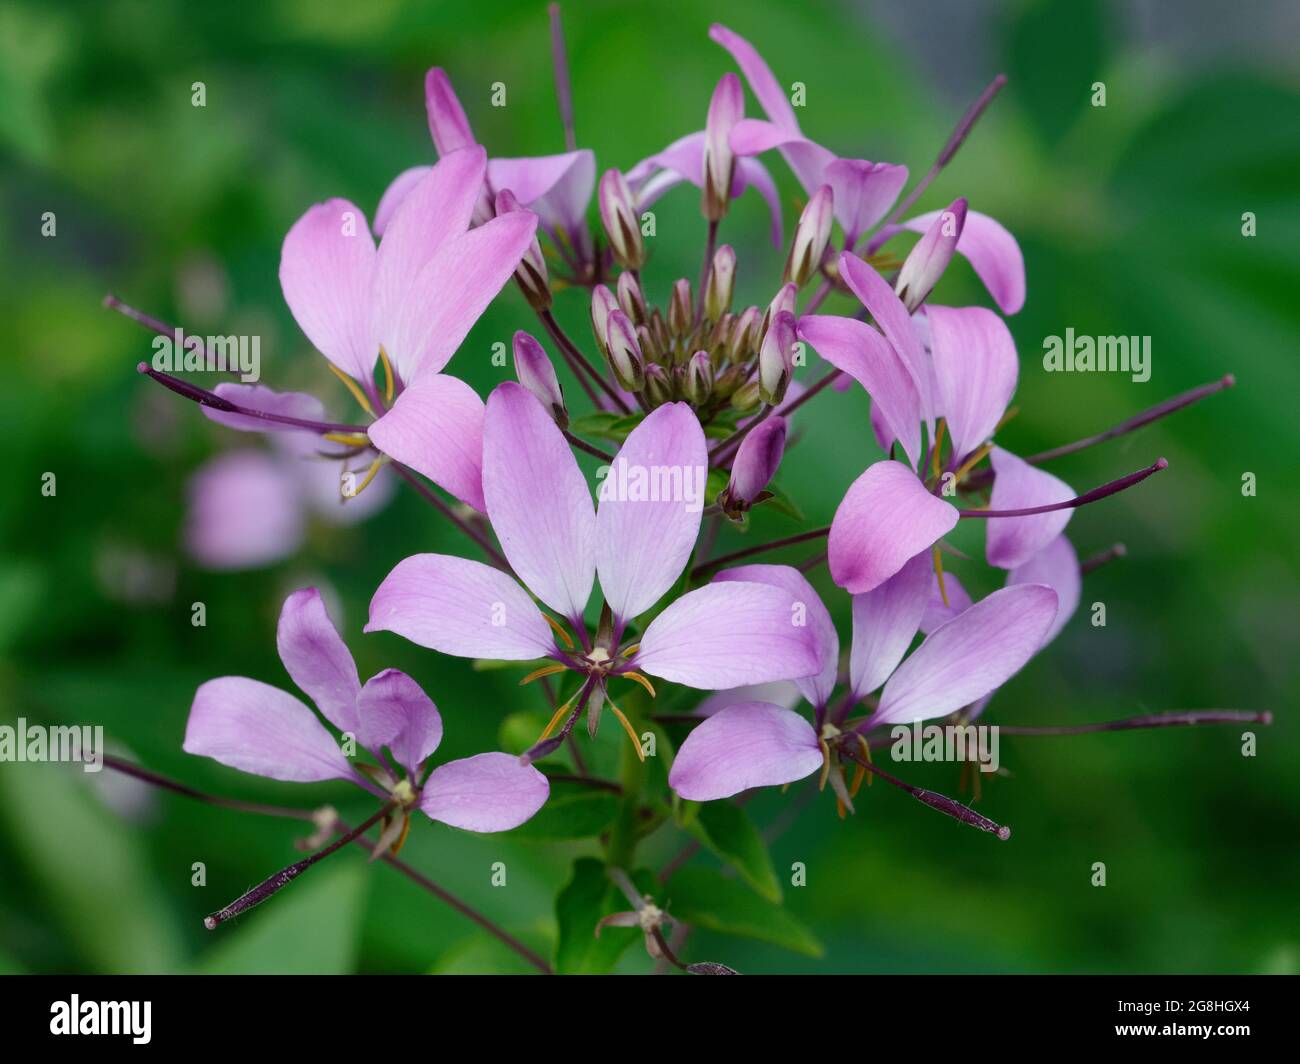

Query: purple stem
left=957, top=458, right=1167, bottom=519
left=548, top=3, right=577, bottom=152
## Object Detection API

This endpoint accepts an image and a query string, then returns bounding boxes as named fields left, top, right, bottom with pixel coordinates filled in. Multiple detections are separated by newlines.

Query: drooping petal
left=184, top=450, right=303, bottom=570
left=424, top=68, right=477, bottom=156
left=276, top=587, right=361, bottom=734
left=709, top=24, right=801, bottom=132
left=901, top=208, right=1025, bottom=315
left=595, top=403, right=707, bottom=623
left=985, top=447, right=1074, bottom=570
left=668, top=702, right=822, bottom=801
left=713, top=565, right=837, bottom=710
left=279, top=197, right=377, bottom=383
left=184, top=677, right=353, bottom=783
left=797, top=314, right=921, bottom=469
left=372, top=165, right=433, bottom=238
left=488, top=150, right=596, bottom=237
left=356, top=668, right=442, bottom=776
left=420, top=752, right=549, bottom=832
left=927, top=304, right=1018, bottom=463
left=635, top=581, right=823, bottom=690
left=919, top=567, right=973, bottom=635
left=873, top=584, right=1058, bottom=726
left=202, top=384, right=327, bottom=435
left=482, top=382, right=595, bottom=621
left=727, top=119, right=836, bottom=195
left=367, top=372, right=486, bottom=511
left=848, top=550, right=932, bottom=698
left=366, top=553, right=555, bottom=661
left=1007, top=534, right=1081, bottom=647
left=825, top=158, right=909, bottom=246
left=375, top=211, right=535, bottom=386
left=828, top=461, right=958, bottom=594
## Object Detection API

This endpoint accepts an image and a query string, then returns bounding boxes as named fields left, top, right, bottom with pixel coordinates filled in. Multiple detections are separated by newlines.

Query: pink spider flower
left=184, top=588, right=549, bottom=838
left=366, top=384, right=825, bottom=758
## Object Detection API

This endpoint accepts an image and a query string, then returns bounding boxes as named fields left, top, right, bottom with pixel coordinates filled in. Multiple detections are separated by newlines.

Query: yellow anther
left=857, top=734, right=873, bottom=789
left=817, top=738, right=832, bottom=791
left=932, top=545, right=950, bottom=609
left=378, top=346, right=395, bottom=405
left=605, top=695, right=645, bottom=762
left=519, top=662, right=568, bottom=686
left=344, top=455, right=386, bottom=500
left=931, top=418, right=946, bottom=480
left=620, top=643, right=640, bottom=658
left=538, top=687, right=581, bottom=742
left=323, top=431, right=371, bottom=447
left=994, top=404, right=1020, bottom=432
left=542, top=614, right=574, bottom=650
left=327, top=362, right=375, bottom=417
left=622, top=671, right=656, bottom=698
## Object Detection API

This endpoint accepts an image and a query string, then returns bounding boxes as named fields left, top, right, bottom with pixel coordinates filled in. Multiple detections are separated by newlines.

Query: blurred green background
left=1, top=0, right=1297, bottom=974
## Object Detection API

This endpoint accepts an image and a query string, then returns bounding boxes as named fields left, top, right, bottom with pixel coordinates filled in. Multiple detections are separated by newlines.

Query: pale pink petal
left=279, top=197, right=377, bottom=383
left=927, top=304, right=1018, bottom=462
left=919, top=568, right=973, bottom=635
left=873, top=584, right=1058, bottom=726
left=713, top=565, right=837, bottom=710
left=356, top=668, right=442, bottom=776
left=367, top=372, right=486, bottom=511
left=373, top=165, right=433, bottom=238
left=828, top=461, right=958, bottom=594
left=202, top=383, right=327, bottom=435
left=483, top=382, right=595, bottom=621
left=490, top=150, right=596, bottom=237
left=595, top=403, right=707, bottom=623
left=668, top=702, right=822, bottom=801
left=425, top=68, right=477, bottom=155
left=798, top=314, right=922, bottom=469
left=709, top=24, right=801, bottom=132
left=420, top=752, right=549, bottom=832
left=635, top=581, right=823, bottom=690
left=184, top=677, right=353, bottom=783
left=276, top=587, right=360, bottom=733
left=848, top=550, right=932, bottom=698
left=184, top=450, right=303, bottom=570
left=727, top=119, right=835, bottom=194
left=1007, top=534, right=1081, bottom=647
left=366, top=553, right=555, bottom=661
left=985, top=447, right=1074, bottom=570
left=826, top=158, right=909, bottom=245
left=693, top=681, right=801, bottom=718
left=902, top=208, right=1025, bottom=315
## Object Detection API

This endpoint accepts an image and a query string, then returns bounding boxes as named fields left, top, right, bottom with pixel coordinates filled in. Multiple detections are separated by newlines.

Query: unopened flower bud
left=760, top=284, right=797, bottom=345
left=669, top=279, right=693, bottom=339
left=598, top=168, right=645, bottom=270
left=704, top=245, right=736, bottom=322
left=649, top=310, right=672, bottom=358
left=731, top=378, right=762, bottom=413
left=616, top=270, right=648, bottom=325
left=591, top=284, right=619, bottom=355
left=495, top=189, right=550, bottom=310
left=783, top=184, right=834, bottom=288
left=727, top=415, right=787, bottom=507
left=702, top=73, right=743, bottom=222
left=728, top=305, right=762, bottom=363
left=643, top=363, right=672, bottom=406
left=605, top=309, right=646, bottom=392
left=895, top=197, right=967, bottom=312
left=759, top=310, right=797, bottom=406
left=684, top=351, right=714, bottom=405
left=635, top=322, right=661, bottom=364
left=513, top=331, right=567, bottom=428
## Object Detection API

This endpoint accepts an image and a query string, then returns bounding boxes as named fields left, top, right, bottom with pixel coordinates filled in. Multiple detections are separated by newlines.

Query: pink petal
left=709, top=24, right=801, bottom=132
left=825, top=158, right=909, bottom=245
left=379, top=210, right=538, bottom=383
left=420, top=752, right=549, bottom=832
left=424, top=68, right=477, bottom=156
left=919, top=568, right=973, bottom=635
left=279, top=197, right=377, bottom=383
left=874, top=584, right=1058, bottom=726
left=797, top=313, right=922, bottom=469
left=927, top=304, right=1018, bottom=463
left=848, top=550, right=932, bottom=698
left=202, top=383, right=327, bottom=435
left=356, top=668, right=442, bottom=776
left=635, top=580, right=824, bottom=690
left=1007, top=534, right=1081, bottom=647
left=828, top=460, right=958, bottom=594
left=483, top=382, right=595, bottom=622
left=713, top=564, right=837, bottom=710
left=373, top=165, right=433, bottom=238
left=184, top=450, right=303, bottom=570
left=668, top=702, right=822, bottom=801
left=693, top=681, right=801, bottom=718
left=901, top=208, right=1025, bottom=315
left=276, top=587, right=361, bottom=733
left=367, top=372, right=486, bottom=511
left=489, top=149, right=595, bottom=237
left=366, top=553, right=555, bottom=661
left=595, top=403, right=707, bottom=623
left=985, top=447, right=1074, bottom=570
left=184, top=677, right=353, bottom=784
left=727, top=119, right=835, bottom=195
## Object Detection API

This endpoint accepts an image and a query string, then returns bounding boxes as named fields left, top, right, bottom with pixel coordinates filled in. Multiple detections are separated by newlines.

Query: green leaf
left=508, top=780, right=619, bottom=840
left=666, top=868, right=822, bottom=957
left=569, top=411, right=645, bottom=444
left=554, top=857, right=655, bottom=973
left=686, top=801, right=782, bottom=902
left=193, top=861, right=367, bottom=974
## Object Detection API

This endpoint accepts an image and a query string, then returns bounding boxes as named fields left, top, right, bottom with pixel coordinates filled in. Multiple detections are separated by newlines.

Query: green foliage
left=666, top=868, right=822, bottom=958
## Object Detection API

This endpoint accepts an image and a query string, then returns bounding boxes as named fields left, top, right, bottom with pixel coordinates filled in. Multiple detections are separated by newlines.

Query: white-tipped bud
left=895, top=197, right=967, bottom=312
left=684, top=351, right=714, bottom=405
left=758, top=310, right=797, bottom=406
left=784, top=184, right=834, bottom=288
left=598, top=168, right=645, bottom=271
left=760, top=283, right=798, bottom=345
left=495, top=189, right=550, bottom=311
left=605, top=309, right=646, bottom=392
left=704, top=244, right=736, bottom=322
left=702, top=73, right=743, bottom=222
left=591, top=284, right=619, bottom=356
left=616, top=270, right=648, bottom=325
left=513, top=331, right=567, bottom=428
left=669, top=279, right=693, bottom=339
left=727, top=415, right=787, bottom=508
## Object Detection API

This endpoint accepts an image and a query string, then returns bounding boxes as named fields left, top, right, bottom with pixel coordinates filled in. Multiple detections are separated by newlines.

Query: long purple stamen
left=958, top=458, right=1167, bottom=519
left=548, top=3, right=576, bottom=152
left=998, top=709, right=1272, bottom=737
